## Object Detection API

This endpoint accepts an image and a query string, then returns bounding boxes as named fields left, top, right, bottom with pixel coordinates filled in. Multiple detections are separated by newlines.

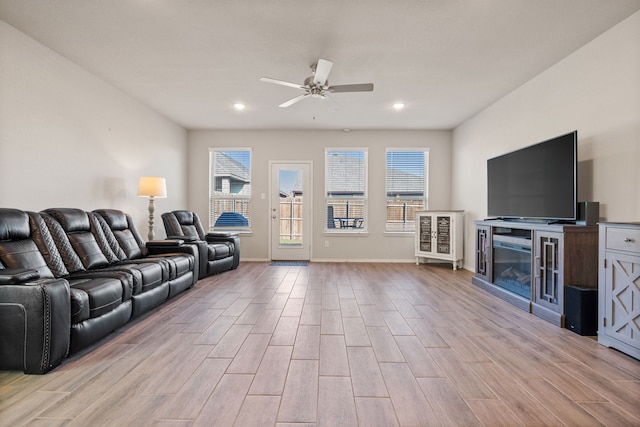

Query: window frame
left=209, top=148, right=252, bottom=232
left=384, top=148, right=429, bottom=233
left=324, top=147, right=369, bottom=234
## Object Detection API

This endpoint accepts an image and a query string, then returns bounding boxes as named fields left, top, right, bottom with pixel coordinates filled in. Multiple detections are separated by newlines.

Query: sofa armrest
left=0, top=278, right=71, bottom=374
left=0, top=268, right=41, bottom=284
left=146, top=239, right=184, bottom=248
left=147, top=239, right=197, bottom=258
left=167, top=235, right=198, bottom=242
left=205, top=232, right=238, bottom=244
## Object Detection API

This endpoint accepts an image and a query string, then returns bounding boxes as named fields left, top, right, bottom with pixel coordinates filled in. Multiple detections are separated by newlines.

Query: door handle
left=272, top=215, right=276, bottom=219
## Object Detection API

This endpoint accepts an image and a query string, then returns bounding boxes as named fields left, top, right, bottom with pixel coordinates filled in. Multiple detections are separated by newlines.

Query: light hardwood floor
left=1, top=262, right=639, bottom=426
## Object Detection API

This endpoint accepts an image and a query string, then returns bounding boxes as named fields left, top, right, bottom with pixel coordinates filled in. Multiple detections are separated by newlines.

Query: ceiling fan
left=260, top=59, right=374, bottom=108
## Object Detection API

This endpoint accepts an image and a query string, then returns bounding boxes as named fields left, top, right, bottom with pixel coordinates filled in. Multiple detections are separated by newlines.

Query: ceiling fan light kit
left=260, top=59, right=374, bottom=108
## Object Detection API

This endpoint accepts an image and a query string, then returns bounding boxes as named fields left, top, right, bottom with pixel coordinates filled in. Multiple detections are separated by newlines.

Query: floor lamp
left=137, top=176, right=167, bottom=241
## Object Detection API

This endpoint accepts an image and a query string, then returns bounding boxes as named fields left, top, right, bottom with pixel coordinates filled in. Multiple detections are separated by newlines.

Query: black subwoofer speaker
left=564, top=285, right=598, bottom=336
left=576, top=201, right=599, bottom=226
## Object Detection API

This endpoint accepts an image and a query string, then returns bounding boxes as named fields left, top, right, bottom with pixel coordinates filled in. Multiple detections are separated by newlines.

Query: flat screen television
left=487, top=131, right=577, bottom=222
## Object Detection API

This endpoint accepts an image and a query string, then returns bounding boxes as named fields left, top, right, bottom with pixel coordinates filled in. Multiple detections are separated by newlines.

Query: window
left=325, top=148, right=368, bottom=232
left=209, top=149, right=251, bottom=230
left=385, top=149, right=429, bottom=232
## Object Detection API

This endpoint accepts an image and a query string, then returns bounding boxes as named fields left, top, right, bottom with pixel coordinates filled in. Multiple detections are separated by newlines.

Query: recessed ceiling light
left=393, top=103, right=405, bottom=110
left=233, top=103, right=246, bottom=111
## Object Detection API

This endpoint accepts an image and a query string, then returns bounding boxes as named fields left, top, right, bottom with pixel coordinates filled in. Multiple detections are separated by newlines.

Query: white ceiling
left=2, top=0, right=640, bottom=130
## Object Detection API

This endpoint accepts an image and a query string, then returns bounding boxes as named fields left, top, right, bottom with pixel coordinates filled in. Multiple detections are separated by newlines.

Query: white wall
left=452, top=11, right=640, bottom=270
left=188, top=130, right=452, bottom=261
left=0, top=21, right=188, bottom=238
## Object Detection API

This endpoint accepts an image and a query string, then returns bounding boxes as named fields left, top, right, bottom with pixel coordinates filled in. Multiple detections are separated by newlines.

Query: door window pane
left=279, top=169, right=303, bottom=246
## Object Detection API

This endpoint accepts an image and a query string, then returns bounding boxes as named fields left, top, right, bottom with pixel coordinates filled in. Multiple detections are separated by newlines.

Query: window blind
left=385, top=149, right=428, bottom=232
left=325, top=149, right=368, bottom=232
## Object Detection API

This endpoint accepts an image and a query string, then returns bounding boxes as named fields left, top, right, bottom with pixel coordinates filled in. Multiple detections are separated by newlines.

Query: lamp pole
left=147, top=195, right=156, bottom=241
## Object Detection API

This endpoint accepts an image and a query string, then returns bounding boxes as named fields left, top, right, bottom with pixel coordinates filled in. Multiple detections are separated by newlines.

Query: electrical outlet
left=324, top=240, right=330, bottom=247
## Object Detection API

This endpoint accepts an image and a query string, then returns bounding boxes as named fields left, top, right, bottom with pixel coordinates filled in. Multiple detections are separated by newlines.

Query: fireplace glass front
left=492, top=237, right=532, bottom=299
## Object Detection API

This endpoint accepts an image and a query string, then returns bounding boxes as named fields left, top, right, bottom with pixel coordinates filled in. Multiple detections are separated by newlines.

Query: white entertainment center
left=414, top=211, right=464, bottom=270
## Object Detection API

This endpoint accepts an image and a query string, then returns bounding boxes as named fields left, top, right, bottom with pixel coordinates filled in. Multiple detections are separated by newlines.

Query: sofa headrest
left=94, top=209, right=128, bottom=231
left=44, top=208, right=90, bottom=233
left=0, top=209, right=30, bottom=241
left=174, top=210, right=195, bottom=225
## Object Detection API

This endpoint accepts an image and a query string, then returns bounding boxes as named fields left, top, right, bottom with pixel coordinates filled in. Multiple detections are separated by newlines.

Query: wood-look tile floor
left=1, top=262, right=639, bottom=426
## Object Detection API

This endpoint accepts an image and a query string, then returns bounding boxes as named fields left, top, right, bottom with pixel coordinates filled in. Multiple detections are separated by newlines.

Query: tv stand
left=487, top=217, right=578, bottom=225
left=547, top=219, right=577, bottom=225
left=473, top=219, right=598, bottom=327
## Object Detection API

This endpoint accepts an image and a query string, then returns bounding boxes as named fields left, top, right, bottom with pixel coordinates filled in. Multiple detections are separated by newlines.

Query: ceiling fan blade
left=279, top=93, right=310, bottom=108
left=260, top=77, right=305, bottom=90
left=327, top=83, right=374, bottom=93
left=313, top=59, right=333, bottom=86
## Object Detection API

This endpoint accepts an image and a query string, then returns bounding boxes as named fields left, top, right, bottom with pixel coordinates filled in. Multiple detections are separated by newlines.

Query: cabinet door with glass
left=415, top=211, right=464, bottom=270
left=533, top=230, right=564, bottom=316
left=475, top=225, right=492, bottom=283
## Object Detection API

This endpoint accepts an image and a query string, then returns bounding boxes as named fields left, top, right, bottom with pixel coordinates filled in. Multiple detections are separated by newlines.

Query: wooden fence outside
left=279, top=197, right=303, bottom=242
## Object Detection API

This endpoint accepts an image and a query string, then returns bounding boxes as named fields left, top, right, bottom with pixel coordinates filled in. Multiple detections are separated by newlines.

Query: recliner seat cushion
left=208, top=243, right=232, bottom=260
left=148, top=254, right=192, bottom=279
left=68, top=277, right=124, bottom=324
left=127, top=261, right=164, bottom=293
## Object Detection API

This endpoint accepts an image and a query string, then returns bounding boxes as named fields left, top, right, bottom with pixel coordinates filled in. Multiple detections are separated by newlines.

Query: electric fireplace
left=492, top=234, right=532, bottom=299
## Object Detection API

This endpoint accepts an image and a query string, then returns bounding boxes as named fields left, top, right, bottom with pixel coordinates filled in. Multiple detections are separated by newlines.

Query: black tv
left=487, top=131, right=577, bottom=222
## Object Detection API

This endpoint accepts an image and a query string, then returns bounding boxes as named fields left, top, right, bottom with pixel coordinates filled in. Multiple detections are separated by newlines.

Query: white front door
left=270, top=162, right=312, bottom=261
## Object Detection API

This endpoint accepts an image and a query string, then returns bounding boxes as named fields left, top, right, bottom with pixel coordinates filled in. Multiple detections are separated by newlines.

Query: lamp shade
left=137, top=176, right=167, bottom=198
